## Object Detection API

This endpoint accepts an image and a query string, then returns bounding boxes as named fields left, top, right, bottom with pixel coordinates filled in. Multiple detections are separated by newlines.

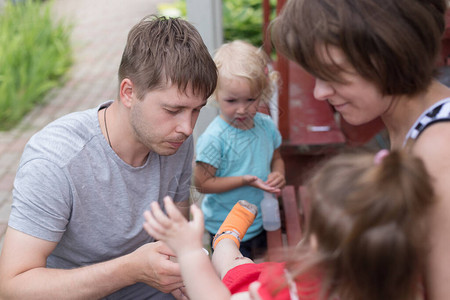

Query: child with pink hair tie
left=144, top=150, right=433, bottom=300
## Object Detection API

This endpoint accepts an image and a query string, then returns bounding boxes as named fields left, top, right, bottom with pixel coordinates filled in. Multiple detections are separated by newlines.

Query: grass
left=0, top=0, right=73, bottom=130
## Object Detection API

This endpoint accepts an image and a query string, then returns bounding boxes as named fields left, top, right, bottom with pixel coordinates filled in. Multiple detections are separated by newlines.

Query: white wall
left=186, top=0, right=222, bottom=145
left=186, top=0, right=223, bottom=55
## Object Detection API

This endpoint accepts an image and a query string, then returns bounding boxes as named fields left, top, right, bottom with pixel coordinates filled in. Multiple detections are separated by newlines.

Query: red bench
left=266, top=185, right=310, bottom=259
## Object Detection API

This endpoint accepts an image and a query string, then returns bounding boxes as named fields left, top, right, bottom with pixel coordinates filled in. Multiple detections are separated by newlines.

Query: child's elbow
left=193, top=172, right=206, bottom=192
left=193, top=177, right=203, bottom=191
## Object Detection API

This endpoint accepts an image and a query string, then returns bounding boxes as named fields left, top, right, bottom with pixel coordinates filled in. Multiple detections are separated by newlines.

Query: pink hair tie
left=374, top=149, right=389, bottom=165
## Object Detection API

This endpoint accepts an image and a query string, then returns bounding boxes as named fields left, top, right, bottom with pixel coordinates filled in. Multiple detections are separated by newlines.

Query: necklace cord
left=104, top=106, right=112, bottom=148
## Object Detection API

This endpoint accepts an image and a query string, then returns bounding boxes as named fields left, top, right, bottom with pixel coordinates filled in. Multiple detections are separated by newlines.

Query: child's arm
left=194, top=162, right=280, bottom=194
left=266, top=148, right=286, bottom=189
left=143, top=196, right=232, bottom=300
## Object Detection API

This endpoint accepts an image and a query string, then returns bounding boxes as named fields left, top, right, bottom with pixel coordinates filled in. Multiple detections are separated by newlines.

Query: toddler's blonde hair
left=213, top=40, right=279, bottom=104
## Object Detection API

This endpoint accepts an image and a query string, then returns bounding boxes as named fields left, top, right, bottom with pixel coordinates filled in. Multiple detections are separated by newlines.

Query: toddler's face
left=216, top=76, right=261, bottom=130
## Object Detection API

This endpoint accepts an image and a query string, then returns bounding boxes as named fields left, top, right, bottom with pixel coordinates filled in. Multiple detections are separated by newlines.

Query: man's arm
left=0, top=227, right=184, bottom=299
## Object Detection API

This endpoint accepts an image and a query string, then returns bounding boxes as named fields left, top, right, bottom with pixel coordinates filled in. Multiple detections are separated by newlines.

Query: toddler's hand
left=265, top=171, right=286, bottom=190
left=143, top=196, right=204, bottom=257
left=243, top=175, right=280, bottom=194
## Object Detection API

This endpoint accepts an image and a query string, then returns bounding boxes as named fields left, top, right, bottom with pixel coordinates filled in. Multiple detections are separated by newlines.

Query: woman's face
left=313, top=46, right=393, bottom=126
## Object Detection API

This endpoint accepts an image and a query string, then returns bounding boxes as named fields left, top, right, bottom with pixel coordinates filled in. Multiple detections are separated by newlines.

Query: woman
left=271, top=0, right=450, bottom=299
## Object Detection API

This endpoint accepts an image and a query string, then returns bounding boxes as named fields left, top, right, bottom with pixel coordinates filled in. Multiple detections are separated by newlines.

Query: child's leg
left=211, top=200, right=257, bottom=279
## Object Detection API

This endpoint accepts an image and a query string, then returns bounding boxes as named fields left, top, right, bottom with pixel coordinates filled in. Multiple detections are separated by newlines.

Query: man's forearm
left=0, top=254, right=136, bottom=300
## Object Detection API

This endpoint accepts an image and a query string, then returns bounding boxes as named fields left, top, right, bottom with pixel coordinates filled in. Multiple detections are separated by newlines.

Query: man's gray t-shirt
left=9, top=101, right=193, bottom=299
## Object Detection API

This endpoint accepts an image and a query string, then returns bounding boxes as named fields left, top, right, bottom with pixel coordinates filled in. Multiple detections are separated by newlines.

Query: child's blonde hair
left=213, top=40, right=278, bottom=104
left=282, top=150, right=434, bottom=300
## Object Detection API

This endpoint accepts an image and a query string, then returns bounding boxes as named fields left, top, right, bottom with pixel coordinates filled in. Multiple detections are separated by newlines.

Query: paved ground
left=0, top=0, right=173, bottom=251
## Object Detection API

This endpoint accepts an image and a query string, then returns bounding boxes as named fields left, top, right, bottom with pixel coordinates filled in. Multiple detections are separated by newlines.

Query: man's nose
left=176, top=113, right=193, bottom=136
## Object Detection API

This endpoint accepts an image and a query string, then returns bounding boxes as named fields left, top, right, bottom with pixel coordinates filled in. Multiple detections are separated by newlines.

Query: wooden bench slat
left=266, top=228, right=283, bottom=256
left=281, top=186, right=302, bottom=246
left=266, top=185, right=303, bottom=258
left=298, top=185, right=311, bottom=231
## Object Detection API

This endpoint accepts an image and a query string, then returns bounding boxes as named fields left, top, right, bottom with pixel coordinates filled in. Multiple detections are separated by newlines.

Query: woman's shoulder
left=405, top=97, right=450, bottom=145
left=411, top=122, right=450, bottom=188
left=413, top=121, right=450, bottom=155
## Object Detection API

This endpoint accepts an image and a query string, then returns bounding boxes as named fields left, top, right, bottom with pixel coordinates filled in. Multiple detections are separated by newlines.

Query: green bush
left=222, top=0, right=276, bottom=46
left=157, top=1, right=186, bottom=18
left=0, top=0, right=73, bottom=130
left=158, top=0, right=276, bottom=47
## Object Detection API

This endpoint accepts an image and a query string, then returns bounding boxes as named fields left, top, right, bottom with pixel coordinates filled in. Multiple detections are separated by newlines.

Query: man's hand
left=171, top=286, right=189, bottom=300
left=130, top=241, right=185, bottom=294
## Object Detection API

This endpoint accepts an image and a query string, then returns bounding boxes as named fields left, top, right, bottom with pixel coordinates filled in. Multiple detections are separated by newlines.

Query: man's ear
left=119, top=78, right=134, bottom=108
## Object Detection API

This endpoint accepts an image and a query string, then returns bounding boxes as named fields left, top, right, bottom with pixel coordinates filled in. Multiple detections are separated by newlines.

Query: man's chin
left=153, top=146, right=179, bottom=156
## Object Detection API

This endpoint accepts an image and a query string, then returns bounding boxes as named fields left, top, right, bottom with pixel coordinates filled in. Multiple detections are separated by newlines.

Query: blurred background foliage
left=0, top=0, right=272, bottom=130
left=158, top=0, right=277, bottom=46
left=0, top=0, right=72, bottom=130
left=223, top=0, right=276, bottom=46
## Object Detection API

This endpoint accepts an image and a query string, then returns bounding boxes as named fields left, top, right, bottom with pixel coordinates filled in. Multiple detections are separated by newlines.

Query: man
left=0, top=16, right=217, bottom=299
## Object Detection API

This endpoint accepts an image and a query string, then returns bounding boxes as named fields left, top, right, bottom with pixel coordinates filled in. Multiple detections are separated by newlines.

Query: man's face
left=130, top=84, right=206, bottom=156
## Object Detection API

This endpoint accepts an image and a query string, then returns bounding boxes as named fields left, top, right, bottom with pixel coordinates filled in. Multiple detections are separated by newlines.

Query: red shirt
left=222, top=262, right=320, bottom=300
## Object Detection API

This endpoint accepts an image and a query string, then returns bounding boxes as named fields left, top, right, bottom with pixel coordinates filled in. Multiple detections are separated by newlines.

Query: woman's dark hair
left=271, top=0, right=447, bottom=96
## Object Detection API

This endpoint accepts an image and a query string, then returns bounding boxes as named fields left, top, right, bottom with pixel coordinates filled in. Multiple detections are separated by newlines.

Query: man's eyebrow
left=165, top=101, right=208, bottom=109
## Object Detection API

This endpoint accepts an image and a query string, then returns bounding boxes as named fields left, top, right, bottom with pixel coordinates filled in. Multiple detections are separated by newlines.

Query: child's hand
left=143, top=196, right=204, bottom=257
left=265, top=171, right=286, bottom=190
left=243, top=175, right=280, bottom=193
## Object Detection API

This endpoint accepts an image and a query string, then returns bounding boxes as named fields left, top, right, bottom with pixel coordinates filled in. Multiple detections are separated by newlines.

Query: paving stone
left=0, top=223, right=6, bottom=253
left=0, top=200, right=12, bottom=224
left=0, top=190, right=10, bottom=208
left=0, top=172, right=15, bottom=193
left=0, top=153, right=20, bottom=174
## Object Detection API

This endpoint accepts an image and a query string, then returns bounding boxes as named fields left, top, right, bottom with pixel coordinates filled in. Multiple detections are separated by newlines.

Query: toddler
left=194, top=40, right=285, bottom=259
